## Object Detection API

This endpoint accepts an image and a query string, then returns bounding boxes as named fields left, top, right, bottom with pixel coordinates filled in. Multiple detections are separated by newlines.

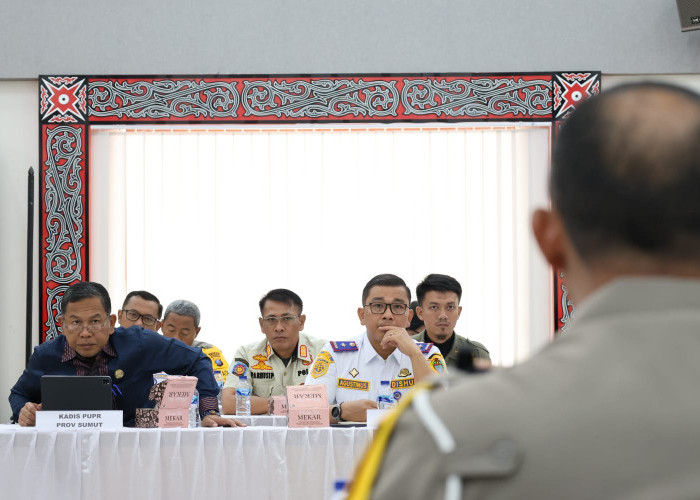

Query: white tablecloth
left=221, top=414, right=288, bottom=426
left=0, top=425, right=373, bottom=500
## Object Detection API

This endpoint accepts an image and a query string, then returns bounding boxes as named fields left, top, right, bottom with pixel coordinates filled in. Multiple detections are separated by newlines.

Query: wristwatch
left=331, top=403, right=343, bottom=421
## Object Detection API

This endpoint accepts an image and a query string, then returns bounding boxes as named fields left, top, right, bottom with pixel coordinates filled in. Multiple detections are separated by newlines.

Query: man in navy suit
left=9, top=281, right=243, bottom=427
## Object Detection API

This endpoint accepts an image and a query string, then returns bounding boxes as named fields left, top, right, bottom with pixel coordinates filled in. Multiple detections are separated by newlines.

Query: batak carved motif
left=38, top=72, right=599, bottom=342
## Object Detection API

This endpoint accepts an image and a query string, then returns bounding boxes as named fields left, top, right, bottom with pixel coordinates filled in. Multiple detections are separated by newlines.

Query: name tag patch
left=337, top=378, right=369, bottom=391
left=251, top=372, right=275, bottom=380
left=391, top=378, right=415, bottom=389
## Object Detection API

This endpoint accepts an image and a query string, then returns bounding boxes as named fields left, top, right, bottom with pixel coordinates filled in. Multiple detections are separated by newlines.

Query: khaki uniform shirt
left=223, top=332, right=327, bottom=397
left=411, top=331, right=490, bottom=368
left=361, top=278, right=700, bottom=500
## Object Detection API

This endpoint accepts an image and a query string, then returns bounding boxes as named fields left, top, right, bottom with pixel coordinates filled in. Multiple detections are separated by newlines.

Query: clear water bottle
left=377, top=380, right=396, bottom=409
left=330, top=480, right=348, bottom=500
left=236, top=375, right=251, bottom=416
left=189, top=389, right=200, bottom=428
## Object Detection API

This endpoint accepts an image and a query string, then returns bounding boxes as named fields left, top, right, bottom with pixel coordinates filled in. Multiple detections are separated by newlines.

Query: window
left=90, top=123, right=551, bottom=366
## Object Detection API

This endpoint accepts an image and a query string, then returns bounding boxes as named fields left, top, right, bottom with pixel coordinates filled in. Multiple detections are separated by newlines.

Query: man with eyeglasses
left=160, top=299, right=229, bottom=385
left=118, top=290, right=163, bottom=331
left=9, top=281, right=243, bottom=427
left=305, top=274, right=446, bottom=423
left=221, top=289, right=326, bottom=415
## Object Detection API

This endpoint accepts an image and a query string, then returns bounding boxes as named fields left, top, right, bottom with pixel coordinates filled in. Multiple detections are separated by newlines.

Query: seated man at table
left=9, top=281, right=242, bottom=427
left=411, top=274, right=491, bottom=369
left=305, top=274, right=446, bottom=423
left=160, top=299, right=229, bottom=384
left=117, top=290, right=163, bottom=332
left=221, top=288, right=326, bottom=415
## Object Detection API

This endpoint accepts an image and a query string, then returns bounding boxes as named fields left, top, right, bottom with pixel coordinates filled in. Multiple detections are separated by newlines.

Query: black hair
left=60, top=281, right=111, bottom=316
left=259, top=289, right=304, bottom=315
left=408, top=301, right=424, bottom=331
left=552, top=82, right=700, bottom=261
left=122, top=290, right=163, bottom=318
left=416, top=274, right=462, bottom=305
left=361, top=274, right=411, bottom=304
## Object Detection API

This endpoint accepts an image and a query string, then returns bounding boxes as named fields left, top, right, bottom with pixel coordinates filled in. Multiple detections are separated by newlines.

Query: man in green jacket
left=410, top=273, right=490, bottom=369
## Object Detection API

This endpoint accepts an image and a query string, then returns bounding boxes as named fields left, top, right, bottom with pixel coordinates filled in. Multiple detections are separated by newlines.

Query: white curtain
left=90, top=124, right=551, bottom=367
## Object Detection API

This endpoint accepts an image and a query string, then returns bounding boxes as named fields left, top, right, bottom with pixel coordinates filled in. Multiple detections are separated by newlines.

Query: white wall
left=0, top=0, right=699, bottom=77
left=0, top=81, right=38, bottom=422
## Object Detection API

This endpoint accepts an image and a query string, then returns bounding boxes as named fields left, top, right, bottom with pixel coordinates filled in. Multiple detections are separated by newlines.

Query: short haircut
left=61, top=281, right=111, bottom=316
left=408, top=301, right=425, bottom=331
left=416, top=274, right=462, bottom=305
left=259, top=289, right=303, bottom=315
left=552, top=82, right=700, bottom=262
left=122, top=290, right=163, bottom=318
left=163, top=300, right=201, bottom=327
left=361, top=274, right=411, bottom=304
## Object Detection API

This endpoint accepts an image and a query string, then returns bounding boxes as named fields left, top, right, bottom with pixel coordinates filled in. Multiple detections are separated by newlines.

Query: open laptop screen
left=41, top=375, right=113, bottom=411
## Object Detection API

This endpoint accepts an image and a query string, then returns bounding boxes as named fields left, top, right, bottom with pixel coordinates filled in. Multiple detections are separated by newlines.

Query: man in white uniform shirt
left=305, top=274, right=446, bottom=422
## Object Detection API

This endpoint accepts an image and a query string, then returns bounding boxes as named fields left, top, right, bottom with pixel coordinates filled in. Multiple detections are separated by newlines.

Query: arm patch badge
left=232, top=362, right=248, bottom=377
left=428, top=353, right=446, bottom=373
left=310, top=350, right=334, bottom=379
left=415, top=342, right=433, bottom=354
left=330, top=341, right=358, bottom=352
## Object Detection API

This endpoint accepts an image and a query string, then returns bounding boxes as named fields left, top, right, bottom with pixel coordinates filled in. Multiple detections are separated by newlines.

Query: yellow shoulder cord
left=346, top=380, right=436, bottom=500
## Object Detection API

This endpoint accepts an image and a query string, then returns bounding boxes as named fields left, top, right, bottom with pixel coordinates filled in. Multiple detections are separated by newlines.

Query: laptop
left=41, top=375, right=113, bottom=411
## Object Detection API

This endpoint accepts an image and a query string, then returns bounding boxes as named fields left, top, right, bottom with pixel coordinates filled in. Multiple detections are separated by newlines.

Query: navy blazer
left=9, top=326, right=219, bottom=426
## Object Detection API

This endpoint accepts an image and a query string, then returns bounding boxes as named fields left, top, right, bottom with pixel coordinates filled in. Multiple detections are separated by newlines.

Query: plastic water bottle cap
left=334, top=480, right=347, bottom=491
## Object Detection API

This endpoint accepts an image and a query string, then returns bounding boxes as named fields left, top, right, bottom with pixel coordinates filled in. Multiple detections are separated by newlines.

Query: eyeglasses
left=123, top=309, right=159, bottom=327
left=261, top=316, right=299, bottom=327
left=63, top=317, right=111, bottom=335
left=364, top=303, right=408, bottom=315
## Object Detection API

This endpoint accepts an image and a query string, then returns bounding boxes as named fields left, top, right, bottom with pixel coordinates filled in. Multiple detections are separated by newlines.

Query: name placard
left=366, top=409, right=391, bottom=429
left=36, top=410, right=123, bottom=429
left=286, top=384, right=329, bottom=428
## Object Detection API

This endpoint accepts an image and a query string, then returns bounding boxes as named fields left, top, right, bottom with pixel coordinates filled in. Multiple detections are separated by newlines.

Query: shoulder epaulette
left=415, top=342, right=433, bottom=354
left=330, top=341, right=359, bottom=352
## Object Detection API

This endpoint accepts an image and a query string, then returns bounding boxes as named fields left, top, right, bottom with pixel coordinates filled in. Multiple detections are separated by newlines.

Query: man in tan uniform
left=222, top=289, right=326, bottom=415
left=351, top=82, right=700, bottom=499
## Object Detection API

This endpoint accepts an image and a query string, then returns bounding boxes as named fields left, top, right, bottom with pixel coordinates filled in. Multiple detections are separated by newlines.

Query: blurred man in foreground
left=351, top=83, right=700, bottom=498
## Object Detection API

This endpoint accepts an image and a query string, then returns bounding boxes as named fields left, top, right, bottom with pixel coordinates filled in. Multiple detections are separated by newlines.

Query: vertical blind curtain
left=90, top=124, right=551, bottom=367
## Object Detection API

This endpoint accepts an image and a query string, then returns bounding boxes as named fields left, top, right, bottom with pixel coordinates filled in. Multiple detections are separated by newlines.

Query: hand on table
left=18, top=402, right=41, bottom=427
left=201, top=414, right=246, bottom=427
left=337, top=399, right=378, bottom=423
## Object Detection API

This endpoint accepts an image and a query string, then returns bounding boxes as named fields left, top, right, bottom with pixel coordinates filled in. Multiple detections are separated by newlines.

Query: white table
left=0, top=425, right=373, bottom=500
left=221, top=414, right=288, bottom=426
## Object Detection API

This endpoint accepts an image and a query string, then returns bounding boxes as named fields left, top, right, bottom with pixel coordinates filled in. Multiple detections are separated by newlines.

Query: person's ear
left=532, top=208, right=567, bottom=269
left=357, top=307, right=366, bottom=326
left=195, top=326, right=201, bottom=338
left=298, top=314, right=306, bottom=331
left=108, top=314, right=117, bottom=334
left=416, top=306, right=424, bottom=321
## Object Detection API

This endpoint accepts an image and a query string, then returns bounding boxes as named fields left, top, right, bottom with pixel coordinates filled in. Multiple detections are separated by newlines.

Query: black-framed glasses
left=364, top=303, right=408, bottom=315
left=64, top=317, right=111, bottom=335
left=261, top=315, right=299, bottom=327
left=123, top=309, right=159, bottom=327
